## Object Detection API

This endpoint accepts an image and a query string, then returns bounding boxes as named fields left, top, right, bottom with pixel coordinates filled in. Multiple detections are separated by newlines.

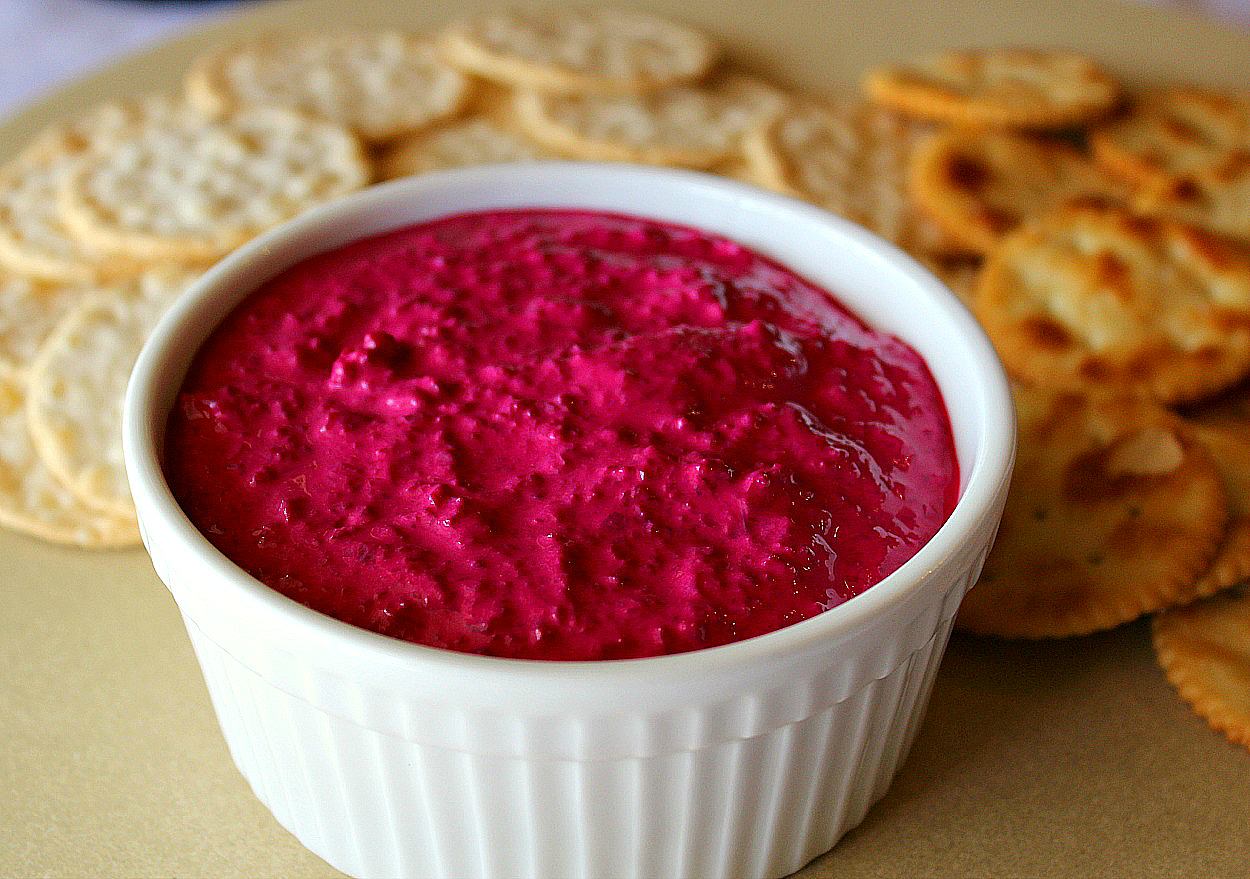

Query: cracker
left=1153, top=586, right=1250, bottom=751
left=512, top=71, right=787, bottom=168
left=57, top=108, right=369, bottom=262
left=909, top=129, right=1124, bottom=254
left=0, top=364, right=138, bottom=548
left=437, top=8, right=717, bottom=95
left=1131, top=153, right=1250, bottom=244
left=1183, top=422, right=1250, bottom=601
left=26, top=270, right=197, bottom=519
left=379, top=117, right=553, bottom=180
left=186, top=31, right=471, bottom=143
left=974, top=198, right=1250, bottom=404
left=1090, top=87, right=1250, bottom=188
left=957, top=386, right=1228, bottom=639
left=863, top=48, right=1120, bottom=130
left=0, top=273, right=84, bottom=376
left=921, top=255, right=982, bottom=308
left=0, top=146, right=146, bottom=283
left=742, top=98, right=967, bottom=256
left=21, top=93, right=204, bottom=162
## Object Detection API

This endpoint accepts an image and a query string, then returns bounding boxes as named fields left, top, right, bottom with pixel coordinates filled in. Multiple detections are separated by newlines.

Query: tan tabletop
left=2, top=1, right=1249, bottom=876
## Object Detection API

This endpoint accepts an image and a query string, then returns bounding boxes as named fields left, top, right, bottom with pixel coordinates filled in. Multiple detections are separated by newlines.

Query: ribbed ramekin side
left=178, top=600, right=965, bottom=879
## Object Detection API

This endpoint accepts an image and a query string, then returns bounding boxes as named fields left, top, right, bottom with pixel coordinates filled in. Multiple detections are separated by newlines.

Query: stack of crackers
left=0, top=8, right=1245, bottom=751
left=857, top=50, right=1250, bottom=753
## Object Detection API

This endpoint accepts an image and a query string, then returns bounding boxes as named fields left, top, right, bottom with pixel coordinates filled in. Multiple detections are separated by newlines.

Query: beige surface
left=2, top=1, right=1249, bottom=877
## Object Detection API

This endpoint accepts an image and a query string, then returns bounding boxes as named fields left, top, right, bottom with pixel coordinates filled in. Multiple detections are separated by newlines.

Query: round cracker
left=0, top=364, right=138, bottom=548
left=863, top=48, right=1120, bottom=130
left=975, top=198, right=1250, bottom=404
left=1131, top=153, right=1250, bottom=244
left=57, top=108, right=369, bottom=263
left=1153, top=586, right=1250, bottom=751
left=1182, top=422, right=1250, bottom=601
left=920, top=256, right=982, bottom=309
left=742, top=97, right=967, bottom=256
left=26, top=270, right=198, bottom=519
left=437, top=8, right=717, bottom=95
left=379, top=116, right=553, bottom=180
left=0, top=273, right=85, bottom=376
left=186, top=31, right=471, bottom=143
left=21, top=93, right=206, bottom=163
left=909, top=129, right=1124, bottom=254
left=958, top=386, right=1228, bottom=638
left=512, top=71, right=787, bottom=168
left=0, top=146, right=147, bottom=284
left=1090, top=87, right=1250, bottom=188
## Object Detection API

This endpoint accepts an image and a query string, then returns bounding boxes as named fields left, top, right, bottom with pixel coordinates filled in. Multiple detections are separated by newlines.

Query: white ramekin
left=124, top=163, right=1014, bottom=879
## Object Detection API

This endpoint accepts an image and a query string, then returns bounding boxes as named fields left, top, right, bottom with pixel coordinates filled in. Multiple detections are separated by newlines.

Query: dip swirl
left=166, top=210, right=958, bottom=660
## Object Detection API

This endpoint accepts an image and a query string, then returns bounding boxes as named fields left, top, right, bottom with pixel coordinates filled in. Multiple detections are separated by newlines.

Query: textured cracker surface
left=438, top=8, right=717, bottom=94
left=865, top=48, right=1120, bottom=129
left=187, top=32, right=470, bottom=142
left=25, top=270, right=196, bottom=518
left=958, top=386, right=1227, bottom=638
left=0, top=364, right=137, bottom=547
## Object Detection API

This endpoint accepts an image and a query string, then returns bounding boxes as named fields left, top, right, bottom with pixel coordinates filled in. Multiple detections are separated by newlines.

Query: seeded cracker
left=187, top=32, right=471, bottom=142
left=57, top=108, right=369, bottom=263
left=957, top=386, right=1227, bottom=639
left=742, top=98, right=965, bottom=256
left=974, top=199, right=1250, bottom=403
left=1154, top=586, right=1250, bottom=751
left=438, top=8, right=717, bottom=95
left=909, top=129, right=1124, bottom=255
left=864, top=48, right=1120, bottom=130
left=0, top=364, right=137, bottom=548
left=26, top=270, right=198, bottom=519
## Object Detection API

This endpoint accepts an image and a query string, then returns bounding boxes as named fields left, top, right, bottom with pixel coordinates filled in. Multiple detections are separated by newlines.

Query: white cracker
left=513, top=73, right=788, bottom=168
left=379, top=117, right=552, bottom=179
left=743, top=97, right=960, bottom=255
left=187, top=31, right=471, bottom=142
left=26, top=270, right=198, bottom=518
left=438, top=8, right=717, bottom=94
left=22, top=93, right=205, bottom=162
left=0, top=364, right=138, bottom=548
left=0, top=273, right=85, bottom=376
left=0, top=149, right=145, bottom=284
left=58, top=108, right=369, bottom=262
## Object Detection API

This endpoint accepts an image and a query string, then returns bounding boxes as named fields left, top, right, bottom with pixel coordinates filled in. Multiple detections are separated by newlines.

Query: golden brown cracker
left=957, top=386, right=1227, bottom=638
left=864, top=48, right=1120, bottom=130
left=1183, top=422, right=1250, bottom=601
left=974, top=199, right=1250, bottom=404
left=1153, top=586, right=1250, bottom=751
left=909, top=129, right=1123, bottom=254
left=1090, top=87, right=1250, bottom=188
left=1131, top=152, right=1250, bottom=244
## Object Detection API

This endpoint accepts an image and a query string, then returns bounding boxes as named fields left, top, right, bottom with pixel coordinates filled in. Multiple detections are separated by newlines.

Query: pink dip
left=165, top=210, right=959, bottom=660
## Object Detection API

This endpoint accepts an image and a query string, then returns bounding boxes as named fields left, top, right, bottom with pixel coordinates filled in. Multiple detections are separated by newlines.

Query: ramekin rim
left=123, top=162, right=1015, bottom=683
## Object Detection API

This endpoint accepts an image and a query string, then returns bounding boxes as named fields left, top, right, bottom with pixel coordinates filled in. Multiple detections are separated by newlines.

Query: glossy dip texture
left=164, top=210, right=959, bottom=660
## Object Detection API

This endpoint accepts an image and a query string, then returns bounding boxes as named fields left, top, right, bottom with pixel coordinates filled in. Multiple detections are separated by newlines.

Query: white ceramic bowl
left=124, top=163, right=1014, bottom=879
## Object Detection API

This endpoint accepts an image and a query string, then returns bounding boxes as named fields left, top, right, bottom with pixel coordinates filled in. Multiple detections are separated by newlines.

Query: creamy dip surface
left=165, top=210, right=959, bottom=660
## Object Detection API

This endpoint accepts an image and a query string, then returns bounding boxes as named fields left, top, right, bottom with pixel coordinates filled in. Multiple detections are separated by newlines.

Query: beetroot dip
left=165, top=210, right=959, bottom=661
